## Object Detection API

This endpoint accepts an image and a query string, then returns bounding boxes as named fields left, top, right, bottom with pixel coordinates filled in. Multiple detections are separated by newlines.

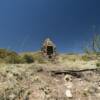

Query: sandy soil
left=0, top=57, right=99, bottom=100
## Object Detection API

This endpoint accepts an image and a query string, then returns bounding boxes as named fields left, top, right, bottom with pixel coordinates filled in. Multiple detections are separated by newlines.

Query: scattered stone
left=9, top=93, right=16, bottom=100
left=0, top=64, right=99, bottom=100
left=65, top=89, right=73, bottom=98
left=64, top=75, right=73, bottom=82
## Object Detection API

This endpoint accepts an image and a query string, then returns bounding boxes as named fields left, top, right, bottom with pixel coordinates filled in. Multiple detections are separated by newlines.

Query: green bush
left=4, top=52, right=23, bottom=64
left=22, top=54, right=34, bottom=63
left=0, top=49, right=10, bottom=58
left=0, top=49, right=46, bottom=64
left=0, top=49, right=24, bottom=64
left=96, top=52, right=100, bottom=56
left=81, top=55, right=90, bottom=61
left=96, top=62, right=100, bottom=67
left=5, top=55, right=22, bottom=64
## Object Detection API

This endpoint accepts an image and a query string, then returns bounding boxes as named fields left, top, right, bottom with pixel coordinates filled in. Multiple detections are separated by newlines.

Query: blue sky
left=0, top=0, right=100, bottom=53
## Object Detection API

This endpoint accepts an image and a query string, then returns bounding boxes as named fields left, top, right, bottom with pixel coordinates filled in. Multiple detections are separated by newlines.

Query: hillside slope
left=0, top=53, right=100, bottom=100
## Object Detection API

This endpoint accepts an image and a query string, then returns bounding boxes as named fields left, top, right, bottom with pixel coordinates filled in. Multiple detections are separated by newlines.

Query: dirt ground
left=0, top=60, right=100, bottom=100
left=0, top=53, right=99, bottom=100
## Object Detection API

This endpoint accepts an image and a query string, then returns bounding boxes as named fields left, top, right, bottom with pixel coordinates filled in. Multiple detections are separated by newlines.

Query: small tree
left=83, top=34, right=100, bottom=54
left=92, top=34, right=100, bottom=53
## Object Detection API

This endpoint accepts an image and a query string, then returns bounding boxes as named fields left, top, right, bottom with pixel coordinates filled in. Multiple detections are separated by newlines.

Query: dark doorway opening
left=47, top=46, right=53, bottom=55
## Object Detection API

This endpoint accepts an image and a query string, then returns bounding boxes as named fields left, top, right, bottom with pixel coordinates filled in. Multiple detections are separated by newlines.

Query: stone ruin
left=41, top=38, right=57, bottom=59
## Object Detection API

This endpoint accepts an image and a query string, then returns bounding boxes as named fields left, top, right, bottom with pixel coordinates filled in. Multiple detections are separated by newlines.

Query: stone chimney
left=41, top=38, right=56, bottom=59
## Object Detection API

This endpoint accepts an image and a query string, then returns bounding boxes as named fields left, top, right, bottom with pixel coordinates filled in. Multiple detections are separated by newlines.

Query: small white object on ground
left=65, top=89, right=73, bottom=98
left=9, top=94, right=16, bottom=99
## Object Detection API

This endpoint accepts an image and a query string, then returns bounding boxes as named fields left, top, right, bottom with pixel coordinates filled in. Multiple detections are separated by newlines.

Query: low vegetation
left=96, top=62, right=100, bottom=67
left=0, top=49, right=47, bottom=64
left=0, top=48, right=99, bottom=99
left=0, top=48, right=99, bottom=65
left=81, top=55, right=91, bottom=61
left=0, top=49, right=22, bottom=64
left=83, top=34, right=100, bottom=54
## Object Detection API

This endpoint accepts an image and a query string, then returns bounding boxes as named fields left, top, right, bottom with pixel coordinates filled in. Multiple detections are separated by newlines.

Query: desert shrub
left=96, top=52, right=100, bottom=56
left=0, top=49, right=9, bottom=58
left=32, top=52, right=46, bottom=63
left=67, top=53, right=76, bottom=55
left=22, top=54, right=34, bottom=63
left=81, top=55, right=90, bottom=61
left=22, top=52, right=46, bottom=64
left=0, top=49, right=46, bottom=64
left=4, top=51, right=23, bottom=64
left=5, top=55, right=22, bottom=64
left=0, top=58, right=6, bottom=63
left=83, top=34, right=100, bottom=54
left=62, top=55, right=77, bottom=62
left=96, top=62, right=100, bottom=67
left=0, top=49, right=24, bottom=64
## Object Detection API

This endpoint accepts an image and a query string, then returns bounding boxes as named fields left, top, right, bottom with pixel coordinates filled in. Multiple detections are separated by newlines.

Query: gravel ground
left=0, top=63, right=100, bottom=100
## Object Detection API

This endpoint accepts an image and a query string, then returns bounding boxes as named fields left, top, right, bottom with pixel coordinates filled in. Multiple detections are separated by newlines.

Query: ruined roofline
left=42, top=38, right=56, bottom=48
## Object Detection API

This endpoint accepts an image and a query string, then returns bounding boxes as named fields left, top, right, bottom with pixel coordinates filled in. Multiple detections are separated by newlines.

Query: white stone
left=64, top=75, right=72, bottom=82
left=65, top=89, right=73, bottom=98
left=9, top=94, right=16, bottom=99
